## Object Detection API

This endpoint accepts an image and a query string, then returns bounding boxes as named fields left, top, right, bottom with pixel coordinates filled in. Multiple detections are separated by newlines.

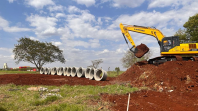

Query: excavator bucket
left=134, top=43, right=149, bottom=58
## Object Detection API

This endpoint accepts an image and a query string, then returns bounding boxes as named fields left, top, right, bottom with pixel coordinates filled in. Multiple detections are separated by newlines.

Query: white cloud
left=65, top=9, right=121, bottom=40
left=48, top=5, right=65, bottom=12
left=148, top=0, right=193, bottom=9
left=112, top=0, right=145, bottom=8
left=73, top=0, right=96, bottom=7
left=26, top=14, right=58, bottom=37
left=61, top=38, right=100, bottom=48
left=0, top=48, right=12, bottom=53
left=89, top=39, right=100, bottom=48
left=55, top=13, right=66, bottom=18
left=29, top=37, right=39, bottom=41
left=52, top=41, right=62, bottom=46
left=62, top=38, right=89, bottom=48
left=25, top=0, right=55, bottom=9
left=0, top=16, right=30, bottom=32
left=68, top=6, right=82, bottom=13
left=4, top=27, right=30, bottom=32
left=102, top=49, right=109, bottom=53
left=8, top=0, right=15, bottom=3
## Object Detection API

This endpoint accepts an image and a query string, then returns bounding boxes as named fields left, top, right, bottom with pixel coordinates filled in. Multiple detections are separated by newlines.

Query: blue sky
left=0, top=0, right=198, bottom=70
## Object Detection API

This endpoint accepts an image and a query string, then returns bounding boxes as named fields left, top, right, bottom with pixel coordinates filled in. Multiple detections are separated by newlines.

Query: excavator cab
left=161, top=36, right=180, bottom=52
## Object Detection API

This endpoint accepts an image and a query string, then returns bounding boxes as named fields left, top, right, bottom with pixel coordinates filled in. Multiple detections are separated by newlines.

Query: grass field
left=0, top=71, right=40, bottom=75
left=107, top=71, right=125, bottom=77
left=0, top=83, right=139, bottom=111
left=0, top=70, right=140, bottom=111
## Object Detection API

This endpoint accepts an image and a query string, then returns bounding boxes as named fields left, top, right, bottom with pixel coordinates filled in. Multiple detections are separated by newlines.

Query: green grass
left=107, top=71, right=125, bottom=77
left=0, top=83, right=139, bottom=111
left=0, top=70, right=142, bottom=111
left=0, top=71, right=39, bottom=75
left=40, top=103, right=85, bottom=111
left=32, top=96, right=59, bottom=106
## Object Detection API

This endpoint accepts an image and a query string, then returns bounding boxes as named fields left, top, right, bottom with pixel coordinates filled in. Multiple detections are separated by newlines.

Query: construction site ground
left=1, top=60, right=198, bottom=111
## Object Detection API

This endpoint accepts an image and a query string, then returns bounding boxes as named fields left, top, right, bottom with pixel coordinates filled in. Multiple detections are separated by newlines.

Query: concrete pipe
left=89, top=68, right=96, bottom=80
left=71, top=67, right=78, bottom=77
left=77, top=67, right=85, bottom=78
left=51, top=67, right=58, bottom=75
left=67, top=67, right=72, bottom=76
left=44, top=67, right=51, bottom=75
left=85, top=67, right=91, bottom=78
left=63, top=67, right=68, bottom=76
left=94, top=69, right=108, bottom=81
left=47, top=67, right=52, bottom=75
left=40, top=67, right=45, bottom=74
left=57, top=67, right=64, bottom=76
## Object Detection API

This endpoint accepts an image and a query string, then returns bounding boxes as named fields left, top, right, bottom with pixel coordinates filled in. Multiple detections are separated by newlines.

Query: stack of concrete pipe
left=40, top=67, right=107, bottom=81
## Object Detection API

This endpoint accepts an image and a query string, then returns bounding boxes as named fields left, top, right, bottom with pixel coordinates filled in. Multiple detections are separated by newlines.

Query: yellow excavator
left=120, top=23, right=198, bottom=64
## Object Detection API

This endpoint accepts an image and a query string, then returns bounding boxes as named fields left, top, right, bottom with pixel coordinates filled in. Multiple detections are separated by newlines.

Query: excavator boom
left=120, top=23, right=165, bottom=48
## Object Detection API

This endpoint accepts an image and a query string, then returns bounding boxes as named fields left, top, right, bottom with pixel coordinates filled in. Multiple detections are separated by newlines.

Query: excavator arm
left=120, top=23, right=165, bottom=48
left=120, top=23, right=165, bottom=58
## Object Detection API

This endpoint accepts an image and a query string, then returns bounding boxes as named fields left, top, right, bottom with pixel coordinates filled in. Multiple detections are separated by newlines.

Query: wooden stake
left=127, top=93, right=130, bottom=111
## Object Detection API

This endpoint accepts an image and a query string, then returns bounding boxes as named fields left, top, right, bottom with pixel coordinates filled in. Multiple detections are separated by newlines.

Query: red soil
left=101, top=60, right=198, bottom=111
left=1, top=60, right=198, bottom=111
left=0, top=74, right=113, bottom=86
left=135, top=43, right=149, bottom=58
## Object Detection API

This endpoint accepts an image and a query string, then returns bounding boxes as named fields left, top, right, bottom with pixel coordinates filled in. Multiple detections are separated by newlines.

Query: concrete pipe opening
left=63, top=67, right=68, bottom=76
left=85, top=68, right=91, bottom=78
left=89, top=68, right=96, bottom=80
left=94, top=69, right=107, bottom=81
left=67, top=67, right=72, bottom=76
left=51, top=67, right=57, bottom=75
left=44, top=67, right=50, bottom=75
left=47, top=68, right=51, bottom=75
left=40, top=67, right=45, bottom=74
left=77, top=67, right=85, bottom=78
left=71, top=67, right=78, bottom=77
left=57, top=67, right=64, bottom=76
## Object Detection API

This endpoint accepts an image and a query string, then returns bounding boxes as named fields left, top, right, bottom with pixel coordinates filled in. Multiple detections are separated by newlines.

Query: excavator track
left=148, top=55, right=197, bottom=64
left=193, top=57, right=198, bottom=61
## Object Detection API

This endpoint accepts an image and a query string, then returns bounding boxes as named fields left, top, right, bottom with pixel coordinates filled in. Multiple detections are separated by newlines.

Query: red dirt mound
left=101, top=61, right=198, bottom=111
left=0, top=74, right=113, bottom=86
left=117, top=61, right=198, bottom=92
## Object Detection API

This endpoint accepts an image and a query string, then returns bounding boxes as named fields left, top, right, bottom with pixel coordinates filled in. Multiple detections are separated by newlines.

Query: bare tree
left=121, top=50, right=152, bottom=68
left=115, top=67, right=120, bottom=75
left=88, top=59, right=103, bottom=69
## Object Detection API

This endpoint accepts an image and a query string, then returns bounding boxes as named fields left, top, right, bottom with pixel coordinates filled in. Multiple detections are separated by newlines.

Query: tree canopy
left=13, top=37, right=66, bottom=71
left=183, top=13, right=198, bottom=42
left=174, top=28, right=188, bottom=42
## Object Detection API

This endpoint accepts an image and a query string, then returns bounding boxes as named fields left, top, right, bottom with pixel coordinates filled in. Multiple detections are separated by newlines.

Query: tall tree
left=183, top=13, right=198, bottom=42
left=174, top=28, right=188, bottom=42
left=121, top=50, right=152, bottom=68
left=13, top=37, right=66, bottom=71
